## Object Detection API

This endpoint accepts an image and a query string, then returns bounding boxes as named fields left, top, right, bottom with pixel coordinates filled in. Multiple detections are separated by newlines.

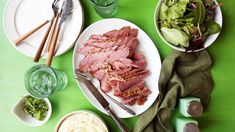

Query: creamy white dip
left=57, top=111, right=108, bottom=132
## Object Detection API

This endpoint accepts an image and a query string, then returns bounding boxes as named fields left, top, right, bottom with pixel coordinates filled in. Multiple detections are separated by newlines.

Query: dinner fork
left=14, top=0, right=61, bottom=46
left=34, top=0, right=61, bottom=62
left=75, top=69, right=136, bottom=115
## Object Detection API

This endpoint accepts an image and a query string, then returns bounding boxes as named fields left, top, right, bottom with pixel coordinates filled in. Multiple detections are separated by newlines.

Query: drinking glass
left=25, top=64, right=68, bottom=98
left=90, top=0, right=119, bottom=18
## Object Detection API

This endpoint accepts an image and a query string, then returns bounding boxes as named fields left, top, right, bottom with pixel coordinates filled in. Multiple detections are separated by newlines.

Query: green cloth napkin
left=133, top=50, right=214, bottom=132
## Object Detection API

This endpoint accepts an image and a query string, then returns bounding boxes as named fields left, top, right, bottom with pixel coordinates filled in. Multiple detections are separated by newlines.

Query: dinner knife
left=74, top=69, right=136, bottom=115
left=77, top=78, right=129, bottom=132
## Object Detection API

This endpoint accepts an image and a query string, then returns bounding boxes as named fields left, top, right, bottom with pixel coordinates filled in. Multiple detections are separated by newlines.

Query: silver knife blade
left=80, top=79, right=109, bottom=109
left=76, top=76, right=129, bottom=132
left=59, top=0, right=72, bottom=26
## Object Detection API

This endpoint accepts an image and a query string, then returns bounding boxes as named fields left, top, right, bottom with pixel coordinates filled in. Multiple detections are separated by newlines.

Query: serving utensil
left=75, top=71, right=129, bottom=132
left=46, top=0, right=74, bottom=66
left=75, top=69, right=136, bottom=115
left=34, top=0, right=61, bottom=62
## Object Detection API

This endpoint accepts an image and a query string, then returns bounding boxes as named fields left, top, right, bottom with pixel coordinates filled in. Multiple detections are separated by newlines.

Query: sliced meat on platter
left=78, top=26, right=151, bottom=105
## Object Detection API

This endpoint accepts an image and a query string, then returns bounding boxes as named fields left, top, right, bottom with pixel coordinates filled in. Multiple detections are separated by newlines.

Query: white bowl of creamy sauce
left=55, top=111, right=108, bottom=132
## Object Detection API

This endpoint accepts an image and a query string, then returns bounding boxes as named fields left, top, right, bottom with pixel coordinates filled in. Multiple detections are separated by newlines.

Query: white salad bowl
left=11, top=95, right=52, bottom=127
left=154, top=0, right=223, bottom=52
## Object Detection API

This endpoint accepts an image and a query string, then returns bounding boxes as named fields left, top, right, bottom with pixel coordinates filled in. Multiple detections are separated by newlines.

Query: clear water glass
left=90, top=0, right=119, bottom=18
left=25, top=65, right=68, bottom=98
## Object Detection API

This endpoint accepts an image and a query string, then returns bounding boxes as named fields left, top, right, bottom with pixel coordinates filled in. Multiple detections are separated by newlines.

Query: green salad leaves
left=23, top=96, right=48, bottom=121
left=161, top=27, right=189, bottom=47
left=160, top=0, right=189, bottom=20
left=159, top=0, right=221, bottom=50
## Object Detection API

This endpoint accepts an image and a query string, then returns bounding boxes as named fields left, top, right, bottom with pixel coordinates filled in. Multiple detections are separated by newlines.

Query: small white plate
left=54, top=110, right=108, bottom=132
left=11, top=95, right=52, bottom=127
left=72, top=18, right=161, bottom=118
left=3, top=0, right=84, bottom=57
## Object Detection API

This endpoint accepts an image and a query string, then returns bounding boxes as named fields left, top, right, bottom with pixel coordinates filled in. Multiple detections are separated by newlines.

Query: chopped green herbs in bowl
left=154, top=0, right=222, bottom=52
left=11, top=95, right=52, bottom=127
left=23, top=96, right=49, bottom=121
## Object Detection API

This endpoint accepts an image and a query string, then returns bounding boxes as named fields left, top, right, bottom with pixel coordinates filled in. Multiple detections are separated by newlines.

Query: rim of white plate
left=3, top=0, right=84, bottom=58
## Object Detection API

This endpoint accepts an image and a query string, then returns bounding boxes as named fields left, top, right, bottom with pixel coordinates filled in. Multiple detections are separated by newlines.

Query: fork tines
left=75, top=69, right=93, bottom=80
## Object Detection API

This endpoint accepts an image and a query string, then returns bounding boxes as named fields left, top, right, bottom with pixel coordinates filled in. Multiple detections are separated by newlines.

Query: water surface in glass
left=25, top=65, right=67, bottom=98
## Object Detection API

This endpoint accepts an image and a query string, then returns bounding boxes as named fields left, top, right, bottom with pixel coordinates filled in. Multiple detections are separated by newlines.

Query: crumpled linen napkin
left=133, top=50, right=214, bottom=132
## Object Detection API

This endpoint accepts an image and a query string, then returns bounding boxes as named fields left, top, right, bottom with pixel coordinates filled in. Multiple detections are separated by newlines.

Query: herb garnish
left=23, top=96, right=48, bottom=121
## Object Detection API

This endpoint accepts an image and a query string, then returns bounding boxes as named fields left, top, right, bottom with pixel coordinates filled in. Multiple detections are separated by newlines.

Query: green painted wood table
left=0, top=0, right=235, bottom=131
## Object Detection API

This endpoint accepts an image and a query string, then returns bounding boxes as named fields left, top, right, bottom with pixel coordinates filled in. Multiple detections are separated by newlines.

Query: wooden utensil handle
left=46, top=14, right=60, bottom=52
left=14, top=20, right=49, bottom=46
left=33, top=17, right=55, bottom=62
left=46, top=26, right=61, bottom=67
left=106, top=108, right=129, bottom=132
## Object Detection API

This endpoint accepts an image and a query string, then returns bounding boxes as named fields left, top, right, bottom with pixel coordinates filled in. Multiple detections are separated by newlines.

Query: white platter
left=3, top=0, right=84, bottom=57
left=73, top=18, right=161, bottom=118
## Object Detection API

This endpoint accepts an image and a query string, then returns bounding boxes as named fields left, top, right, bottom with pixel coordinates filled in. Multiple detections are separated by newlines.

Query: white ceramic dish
left=3, top=0, right=84, bottom=58
left=154, top=0, right=223, bottom=52
left=11, top=95, right=52, bottom=127
left=54, top=110, right=108, bottom=132
left=73, top=18, right=161, bottom=118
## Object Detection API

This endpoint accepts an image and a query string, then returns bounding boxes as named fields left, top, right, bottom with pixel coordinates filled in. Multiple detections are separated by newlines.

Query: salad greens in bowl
left=154, top=0, right=222, bottom=52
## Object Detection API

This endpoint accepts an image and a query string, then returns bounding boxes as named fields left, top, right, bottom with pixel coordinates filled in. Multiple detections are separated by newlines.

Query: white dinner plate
left=3, top=0, right=84, bottom=58
left=73, top=18, right=161, bottom=118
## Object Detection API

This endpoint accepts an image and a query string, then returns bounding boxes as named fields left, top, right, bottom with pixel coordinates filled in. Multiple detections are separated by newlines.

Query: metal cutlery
left=34, top=0, right=61, bottom=62
left=46, top=0, right=78, bottom=52
left=46, top=0, right=74, bottom=66
left=75, top=72, right=129, bottom=132
left=75, top=69, right=136, bottom=115
left=45, top=0, right=62, bottom=53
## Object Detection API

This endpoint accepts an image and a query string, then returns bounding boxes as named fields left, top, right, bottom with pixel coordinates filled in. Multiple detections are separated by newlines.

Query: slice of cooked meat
left=104, top=26, right=138, bottom=38
left=142, top=87, right=151, bottom=96
left=121, top=81, right=144, bottom=98
left=88, top=57, right=133, bottom=73
left=136, top=95, right=147, bottom=105
left=78, top=45, right=118, bottom=56
left=110, top=58, right=133, bottom=70
left=133, top=52, right=145, bottom=60
left=121, top=95, right=138, bottom=105
left=92, top=69, right=106, bottom=80
left=79, top=47, right=130, bottom=72
left=84, top=36, right=139, bottom=53
left=132, top=60, right=147, bottom=69
left=121, top=94, right=149, bottom=106
left=100, top=74, right=112, bottom=93
left=109, top=70, right=150, bottom=92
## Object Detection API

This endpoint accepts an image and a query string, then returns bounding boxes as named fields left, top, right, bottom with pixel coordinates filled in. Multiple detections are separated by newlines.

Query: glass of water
left=25, top=64, right=68, bottom=98
left=90, top=0, right=119, bottom=18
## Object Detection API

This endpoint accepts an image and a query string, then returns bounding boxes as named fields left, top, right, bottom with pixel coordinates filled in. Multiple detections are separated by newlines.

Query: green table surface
left=1, top=0, right=235, bottom=131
